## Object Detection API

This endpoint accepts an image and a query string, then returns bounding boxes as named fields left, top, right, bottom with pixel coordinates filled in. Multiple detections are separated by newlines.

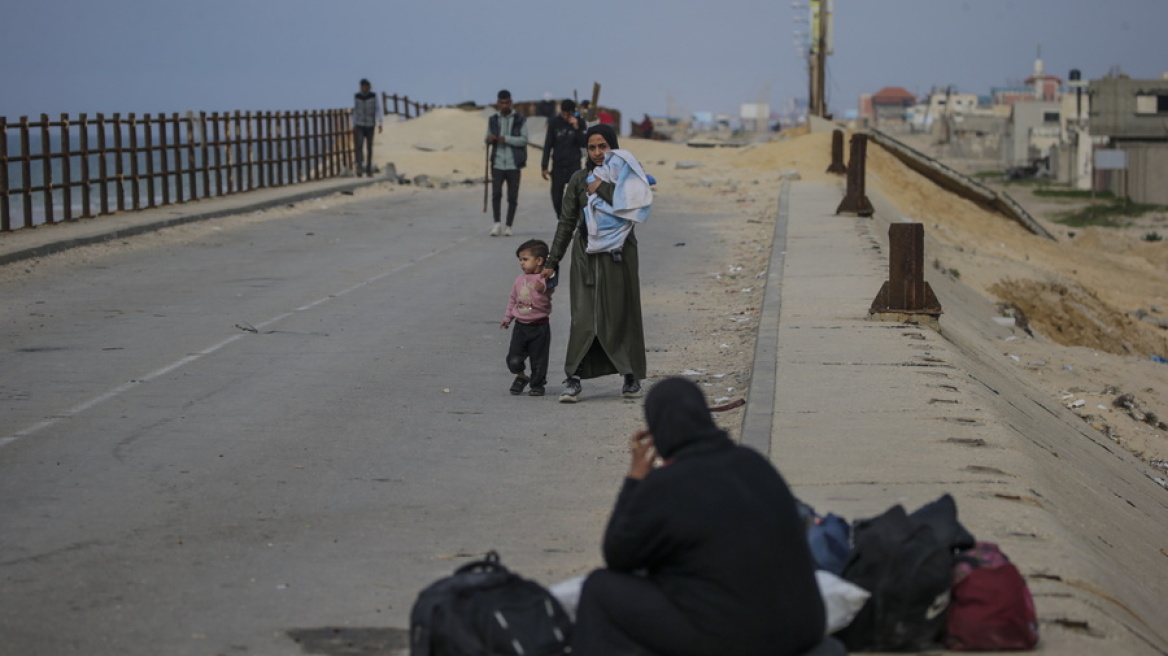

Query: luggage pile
left=407, top=495, right=1039, bottom=655
left=802, top=494, right=1040, bottom=652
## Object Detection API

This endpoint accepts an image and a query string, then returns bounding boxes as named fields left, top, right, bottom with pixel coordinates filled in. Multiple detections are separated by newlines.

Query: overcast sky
left=3, top=0, right=1165, bottom=125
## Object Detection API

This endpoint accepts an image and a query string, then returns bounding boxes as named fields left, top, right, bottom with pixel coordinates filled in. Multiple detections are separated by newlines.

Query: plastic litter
left=817, top=570, right=871, bottom=635
left=548, top=576, right=585, bottom=621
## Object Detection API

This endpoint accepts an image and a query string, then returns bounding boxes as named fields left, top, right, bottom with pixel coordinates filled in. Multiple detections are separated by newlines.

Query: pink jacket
left=505, top=273, right=553, bottom=323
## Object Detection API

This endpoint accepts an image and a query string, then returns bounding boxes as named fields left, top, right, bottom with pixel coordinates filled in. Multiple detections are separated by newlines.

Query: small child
left=501, top=239, right=557, bottom=396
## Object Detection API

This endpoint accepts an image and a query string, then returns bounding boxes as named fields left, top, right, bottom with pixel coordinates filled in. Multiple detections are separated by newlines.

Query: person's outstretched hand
left=628, top=429, right=656, bottom=480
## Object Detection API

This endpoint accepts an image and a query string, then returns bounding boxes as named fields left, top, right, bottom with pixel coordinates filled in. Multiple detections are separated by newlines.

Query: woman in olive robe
left=542, top=124, right=647, bottom=403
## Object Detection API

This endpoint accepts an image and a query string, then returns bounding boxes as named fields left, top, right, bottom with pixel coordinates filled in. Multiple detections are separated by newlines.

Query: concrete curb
left=740, top=180, right=791, bottom=457
left=0, top=177, right=383, bottom=267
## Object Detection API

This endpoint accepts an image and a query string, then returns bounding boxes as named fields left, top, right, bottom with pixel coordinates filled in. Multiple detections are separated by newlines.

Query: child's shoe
left=509, top=375, right=528, bottom=395
left=528, top=385, right=545, bottom=397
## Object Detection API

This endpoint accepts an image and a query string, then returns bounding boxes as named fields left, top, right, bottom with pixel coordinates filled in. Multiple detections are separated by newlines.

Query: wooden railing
left=381, top=93, right=436, bottom=119
left=0, top=109, right=353, bottom=232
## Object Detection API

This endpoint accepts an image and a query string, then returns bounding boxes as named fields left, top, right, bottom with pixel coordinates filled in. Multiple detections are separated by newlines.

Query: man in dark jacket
left=352, top=79, right=383, bottom=177
left=570, top=377, right=826, bottom=656
left=541, top=99, right=586, bottom=219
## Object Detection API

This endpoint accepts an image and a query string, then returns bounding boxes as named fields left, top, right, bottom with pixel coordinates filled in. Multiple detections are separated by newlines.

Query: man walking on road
left=541, top=99, right=586, bottom=220
left=352, top=78, right=383, bottom=177
left=485, top=89, right=529, bottom=237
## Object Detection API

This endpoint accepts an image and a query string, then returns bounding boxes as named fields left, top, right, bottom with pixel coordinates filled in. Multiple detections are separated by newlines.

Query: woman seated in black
left=571, top=377, right=826, bottom=656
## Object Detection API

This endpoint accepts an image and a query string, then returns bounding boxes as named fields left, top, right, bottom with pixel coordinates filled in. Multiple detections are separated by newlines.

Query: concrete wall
left=1118, top=142, right=1168, bottom=205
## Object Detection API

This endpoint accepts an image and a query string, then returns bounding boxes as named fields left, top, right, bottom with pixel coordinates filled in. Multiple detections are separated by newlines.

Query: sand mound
left=376, top=107, right=495, bottom=181
left=726, top=131, right=834, bottom=181
left=990, top=278, right=1168, bottom=356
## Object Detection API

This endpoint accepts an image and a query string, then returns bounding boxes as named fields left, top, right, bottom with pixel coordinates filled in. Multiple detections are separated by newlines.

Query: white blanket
left=583, top=149, right=653, bottom=254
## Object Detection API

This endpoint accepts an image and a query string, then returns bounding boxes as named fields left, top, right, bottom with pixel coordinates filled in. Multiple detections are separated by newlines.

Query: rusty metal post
left=869, top=222, right=941, bottom=326
left=836, top=133, right=874, bottom=216
left=826, top=129, right=846, bottom=174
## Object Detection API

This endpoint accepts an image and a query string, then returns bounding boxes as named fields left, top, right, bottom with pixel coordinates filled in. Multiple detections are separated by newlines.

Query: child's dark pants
left=506, top=320, right=550, bottom=387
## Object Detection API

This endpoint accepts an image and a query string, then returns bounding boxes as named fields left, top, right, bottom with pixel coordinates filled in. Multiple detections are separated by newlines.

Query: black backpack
left=835, top=494, right=974, bottom=652
left=409, top=551, right=572, bottom=656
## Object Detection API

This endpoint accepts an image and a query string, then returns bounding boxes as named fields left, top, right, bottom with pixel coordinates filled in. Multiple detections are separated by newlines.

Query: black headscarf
left=585, top=124, right=619, bottom=170
left=644, top=377, right=732, bottom=460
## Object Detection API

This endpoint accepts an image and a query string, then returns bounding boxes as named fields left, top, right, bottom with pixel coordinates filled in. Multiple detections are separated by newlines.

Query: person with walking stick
left=484, top=89, right=528, bottom=237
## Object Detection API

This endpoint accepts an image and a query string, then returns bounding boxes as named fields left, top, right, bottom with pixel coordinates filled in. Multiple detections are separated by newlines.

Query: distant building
left=862, top=86, right=917, bottom=130
left=1087, top=74, right=1168, bottom=204
left=858, top=94, right=873, bottom=124
left=992, top=49, right=1064, bottom=106
left=926, top=90, right=980, bottom=116
left=1025, top=48, right=1062, bottom=102
left=991, top=86, right=1039, bottom=106
left=1089, top=75, right=1168, bottom=140
left=907, top=89, right=982, bottom=132
left=1048, top=77, right=1096, bottom=190
left=1003, top=101, right=1061, bottom=170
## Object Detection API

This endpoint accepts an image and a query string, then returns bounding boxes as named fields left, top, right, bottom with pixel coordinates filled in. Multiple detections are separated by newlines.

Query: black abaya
left=570, top=378, right=826, bottom=656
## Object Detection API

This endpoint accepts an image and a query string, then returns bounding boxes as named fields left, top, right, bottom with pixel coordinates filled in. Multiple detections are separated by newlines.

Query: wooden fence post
left=0, top=117, right=9, bottom=231
left=78, top=114, right=92, bottom=217
left=61, top=113, right=74, bottom=220
left=40, top=114, right=54, bottom=224
left=143, top=113, right=156, bottom=209
left=113, top=113, right=127, bottom=212
left=129, top=113, right=141, bottom=211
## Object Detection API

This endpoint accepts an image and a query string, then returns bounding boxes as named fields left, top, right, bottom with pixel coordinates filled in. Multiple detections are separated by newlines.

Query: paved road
left=0, top=181, right=745, bottom=655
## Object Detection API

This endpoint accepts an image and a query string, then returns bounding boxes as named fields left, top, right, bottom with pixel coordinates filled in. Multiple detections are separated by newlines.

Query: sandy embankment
left=864, top=138, right=1168, bottom=473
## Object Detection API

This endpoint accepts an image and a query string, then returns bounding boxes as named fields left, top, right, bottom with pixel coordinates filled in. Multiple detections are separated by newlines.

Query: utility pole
left=808, top=0, right=832, bottom=118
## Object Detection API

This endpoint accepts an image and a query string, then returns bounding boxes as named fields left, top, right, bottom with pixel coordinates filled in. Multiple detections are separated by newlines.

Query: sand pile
left=376, top=110, right=836, bottom=188
left=990, top=278, right=1168, bottom=356
left=376, top=107, right=496, bottom=182
left=726, top=132, right=835, bottom=181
